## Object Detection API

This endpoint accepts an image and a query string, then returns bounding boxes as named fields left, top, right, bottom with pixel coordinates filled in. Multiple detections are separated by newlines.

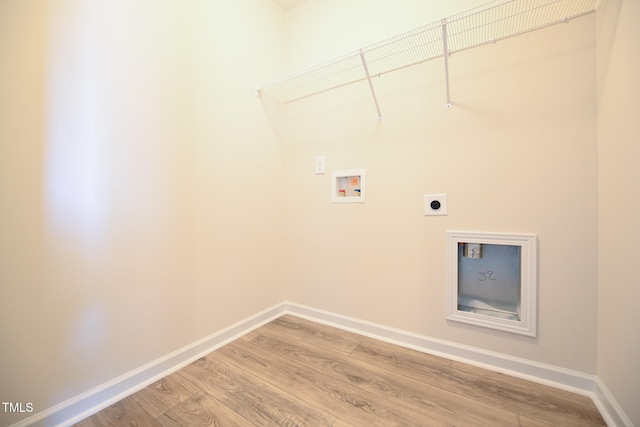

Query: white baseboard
left=593, top=377, right=635, bottom=427
left=281, top=301, right=630, bottom=427
left=281, top=301, right=597, bottom=394
left=10, top=302, right=287, bottom=427
left=12, top=300, right=630, bottom=427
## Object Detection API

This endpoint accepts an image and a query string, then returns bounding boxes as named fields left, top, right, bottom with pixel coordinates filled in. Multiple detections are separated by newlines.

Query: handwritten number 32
left=478, top=271, right=497, bottom=281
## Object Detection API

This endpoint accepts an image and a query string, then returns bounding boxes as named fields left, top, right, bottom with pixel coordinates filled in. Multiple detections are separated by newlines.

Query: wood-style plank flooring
left=74, top=315, right=606, bottom=426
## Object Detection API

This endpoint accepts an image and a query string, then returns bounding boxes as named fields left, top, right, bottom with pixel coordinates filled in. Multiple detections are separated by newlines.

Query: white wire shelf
left=256, top=0, right=599, bottom=116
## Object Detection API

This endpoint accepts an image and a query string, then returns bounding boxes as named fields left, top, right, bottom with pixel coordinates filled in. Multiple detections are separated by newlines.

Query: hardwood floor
left=74, top=315, right=606, bottom=426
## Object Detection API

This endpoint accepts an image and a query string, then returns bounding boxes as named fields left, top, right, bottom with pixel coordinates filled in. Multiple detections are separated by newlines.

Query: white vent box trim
left=446, top=231, right=537, bottom=337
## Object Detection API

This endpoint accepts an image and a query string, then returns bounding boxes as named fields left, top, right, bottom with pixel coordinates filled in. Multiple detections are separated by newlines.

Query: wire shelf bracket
left=441, top=18, right=452, bottom=109
left=256, top=0, right=599, bottom=119
left=359, top=50, right=383, bottom=121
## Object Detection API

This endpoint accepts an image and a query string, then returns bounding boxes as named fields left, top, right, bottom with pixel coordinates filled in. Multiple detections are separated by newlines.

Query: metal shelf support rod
left=359, top=50, right=383, bottom=121
left=442, top=18, right=452, bottom=109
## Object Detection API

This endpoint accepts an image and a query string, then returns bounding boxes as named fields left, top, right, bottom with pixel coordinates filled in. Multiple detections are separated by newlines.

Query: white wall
left=0, top=1, right=285, bottom=425
left=282, top=0, right=599, bottom=373
left=2, top=0, right=638, bottom=425
left=597, top=0, right=640, bottom=425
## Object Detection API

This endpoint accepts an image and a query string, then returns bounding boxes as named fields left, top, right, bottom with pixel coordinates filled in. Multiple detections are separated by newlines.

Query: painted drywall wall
left=3, top=0, right=635, bottom=425
left=596, top=0, right=640, bottom=425
left=0, top=0, right=285, bottom=425
left=281, top=0, right=599, bottom=373
left=282, top=0, right=494, bottom=71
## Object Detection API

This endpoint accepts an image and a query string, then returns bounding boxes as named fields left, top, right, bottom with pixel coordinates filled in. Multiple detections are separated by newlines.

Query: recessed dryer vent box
left=332, top=169, right=365, bottom=203
left=446, top=231, right=537, bottom=337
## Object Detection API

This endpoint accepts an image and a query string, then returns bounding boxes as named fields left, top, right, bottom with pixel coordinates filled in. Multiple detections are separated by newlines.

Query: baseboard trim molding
left=593, top=377, right=634, bottom=427
left=11, top=302, right=287, bottom=427
left=281, top=301, right=596, bottom=395
left=281, top=301, right=630, bottom=427
left=13, top=300, right=630, bottom=427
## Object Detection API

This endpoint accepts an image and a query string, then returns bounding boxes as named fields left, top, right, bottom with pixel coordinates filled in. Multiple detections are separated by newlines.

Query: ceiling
left=272, top=0, right=307, bottom=11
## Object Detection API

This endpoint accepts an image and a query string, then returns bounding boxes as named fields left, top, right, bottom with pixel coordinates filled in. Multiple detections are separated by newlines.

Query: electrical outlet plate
left=424, top=194, right=448, bottom=216
left=315, top=156, right=325, bottom=175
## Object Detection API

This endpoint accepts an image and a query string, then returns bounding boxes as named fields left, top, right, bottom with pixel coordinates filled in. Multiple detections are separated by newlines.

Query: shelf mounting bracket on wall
left=441, top=18, right=452, bottom=109
left=359, top=50, right=383, bottom=121
left=257, top=0, right=599, bottom=119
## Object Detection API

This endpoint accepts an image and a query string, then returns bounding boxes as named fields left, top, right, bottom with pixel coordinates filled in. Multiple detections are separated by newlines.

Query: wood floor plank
left=347, top=334, right=455, bottom=374
left=518, top=414, right=557, bottom=427
left=266, top=315, right=362, bottom=355
left=216, top=339, right=452, bottom=427
left=129, top=371, right=201, bottom=418
left=447, top=361, right=605, bottom=426
left=249, top=330, right=521, bottom=426
left=157, top=390, right=255, bottom=427
left=274, top=315, right=454, bottom=371
left=74, top=395, right=162, bottom=427
left=331, top=419, right=357, bottom=427
left=350, top=338, right=605, bottom=426
left=75, top=315, right=606, bottom=427
left=451, top=360, right=602, bottom=412
left=179, top=355, right=336, bottom=426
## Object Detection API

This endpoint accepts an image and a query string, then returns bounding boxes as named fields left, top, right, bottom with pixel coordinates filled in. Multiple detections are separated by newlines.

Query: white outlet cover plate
left=315, top=155, right=325, bottom=175
left=424, top=194, right=448, bottom=216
